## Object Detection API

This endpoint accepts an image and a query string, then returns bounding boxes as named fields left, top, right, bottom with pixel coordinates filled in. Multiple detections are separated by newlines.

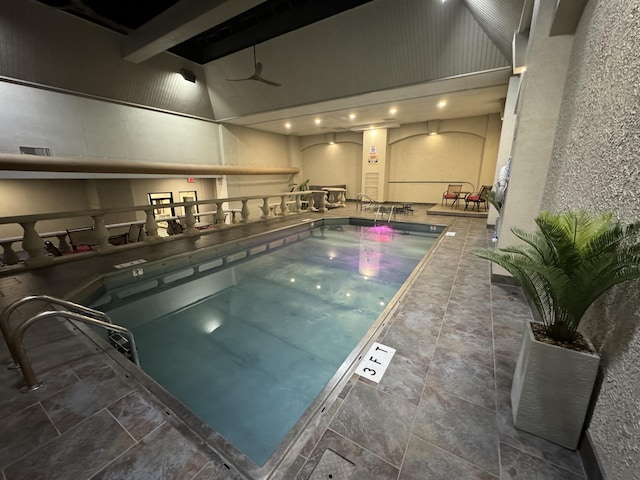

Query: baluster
left=215, top=202, right=226, bottom=225
left=184, top=203, right=197, bottom=234
left=20, top=222, right=51, bottom=267
left=317, top=191, right=327, bottom=212
left=294, top=195, right=302, bottom=213
left=92, top=215, right=112, bottom=252
left=260, top=198, right=270, bottom=219
left=241, top=200, right=250, bottom=223
left=308, top=194, right=315, bottom=211
left=55, top=233, right=71, bottom=253
left=143, top=209, right=162, bottom=242
left=280, top=195, right=288, bottom=216
left=0, top=241, right=20, bottom=265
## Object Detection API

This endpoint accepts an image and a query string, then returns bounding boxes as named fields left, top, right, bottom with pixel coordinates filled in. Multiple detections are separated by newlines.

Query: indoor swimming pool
left=92, top=221, right=441, bottom=468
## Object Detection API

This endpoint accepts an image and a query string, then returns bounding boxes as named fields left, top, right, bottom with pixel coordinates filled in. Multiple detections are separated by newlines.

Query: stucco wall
left=387, top=115, right=499, bottom=203
left=301, top=140, right=362, bottom=200
left=221, top=125, right=294, bottom=214
left=542, top=1, right=640, bottom=478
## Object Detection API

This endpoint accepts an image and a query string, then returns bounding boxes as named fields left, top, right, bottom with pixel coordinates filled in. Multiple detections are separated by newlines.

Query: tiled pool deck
left=0, top=204, right=586, bottom=479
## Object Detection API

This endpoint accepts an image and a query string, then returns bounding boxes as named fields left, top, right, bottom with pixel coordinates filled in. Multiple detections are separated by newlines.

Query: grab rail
left=1, top=296, right=139, bottom=391
left=356, top=193, right=379, bottom=212
left=0, top=295, right=110, bottom=368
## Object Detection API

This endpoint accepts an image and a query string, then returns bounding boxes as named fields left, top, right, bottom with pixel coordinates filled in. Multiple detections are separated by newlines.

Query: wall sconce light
left=180, top=68, right=196, bottom=83
left=326, top=133, right=336, bottom=145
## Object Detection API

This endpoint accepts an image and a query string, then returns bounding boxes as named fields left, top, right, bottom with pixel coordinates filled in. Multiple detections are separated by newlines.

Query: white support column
left=361, top=128, right=389, bottom=203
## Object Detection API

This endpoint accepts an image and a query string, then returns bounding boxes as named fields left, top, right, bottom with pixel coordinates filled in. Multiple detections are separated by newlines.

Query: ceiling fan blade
left=226, top=45, right=281, bottom=86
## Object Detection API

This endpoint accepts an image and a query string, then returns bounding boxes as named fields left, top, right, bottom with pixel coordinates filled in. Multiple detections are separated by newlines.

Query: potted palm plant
left=473, top=210, right=640, bottom=449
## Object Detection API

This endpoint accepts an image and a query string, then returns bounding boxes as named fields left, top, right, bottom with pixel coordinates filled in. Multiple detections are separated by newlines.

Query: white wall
left=0, top=0, right=213, bottom=119
left=387, top=115, right=499, bottom=203
left=0, top=82, right=221, bottom=167
left=300, top=133, right=362, bottom=199
left=221, top=125, right=296, bottom=216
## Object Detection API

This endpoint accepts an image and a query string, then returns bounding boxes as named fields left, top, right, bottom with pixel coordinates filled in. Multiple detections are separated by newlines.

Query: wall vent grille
left=20, top=146, right=52, bottom=156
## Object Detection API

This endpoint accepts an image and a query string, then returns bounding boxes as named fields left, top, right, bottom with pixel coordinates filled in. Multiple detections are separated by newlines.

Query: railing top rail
left=0, top=190, right=326, bottom=225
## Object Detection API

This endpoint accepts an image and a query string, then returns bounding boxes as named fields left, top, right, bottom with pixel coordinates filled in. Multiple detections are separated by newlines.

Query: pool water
left=101, top=224, right=437, bottom=465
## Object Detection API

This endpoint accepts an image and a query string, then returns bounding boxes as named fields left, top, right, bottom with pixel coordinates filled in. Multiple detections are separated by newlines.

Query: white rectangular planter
left=511, top=322, right=600, bottom=449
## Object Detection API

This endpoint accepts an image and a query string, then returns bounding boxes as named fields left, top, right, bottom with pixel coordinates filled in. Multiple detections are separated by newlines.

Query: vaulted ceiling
left=32, top=0, right=526, bottom=135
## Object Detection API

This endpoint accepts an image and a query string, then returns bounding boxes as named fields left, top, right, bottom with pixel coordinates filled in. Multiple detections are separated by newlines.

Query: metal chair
left=442, top=184, right=462, bottom=206
left=66, top=227, right=96, bottom=251
left=401, top=203, right=414, bottom=215
left=127, top=223, right=144, bottom=243
left=464, top=185, right=492, bottom=211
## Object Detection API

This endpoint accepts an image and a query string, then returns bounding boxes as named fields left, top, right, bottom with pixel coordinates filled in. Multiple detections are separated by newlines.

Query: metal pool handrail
left=1, top=296, right=139, bottom=391
left=0, top=295, right=111, bottom=367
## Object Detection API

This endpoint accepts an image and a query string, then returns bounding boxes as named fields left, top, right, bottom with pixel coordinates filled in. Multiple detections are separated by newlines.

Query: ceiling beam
left=123, top=0, right=267, bottom=64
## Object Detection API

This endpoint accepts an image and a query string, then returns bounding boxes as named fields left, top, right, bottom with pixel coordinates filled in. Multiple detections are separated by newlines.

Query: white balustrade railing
left=0, top=190, right=326, bottom=269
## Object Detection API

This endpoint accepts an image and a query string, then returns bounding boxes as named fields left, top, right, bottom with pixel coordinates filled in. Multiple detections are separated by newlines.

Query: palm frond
left=474, top=210, right=640, bottom=343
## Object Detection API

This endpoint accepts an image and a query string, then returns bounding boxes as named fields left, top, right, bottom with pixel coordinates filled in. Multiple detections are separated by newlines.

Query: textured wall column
left=494, top=0, right=575, bottom=275
left=538, top=0, right=640, bottom=477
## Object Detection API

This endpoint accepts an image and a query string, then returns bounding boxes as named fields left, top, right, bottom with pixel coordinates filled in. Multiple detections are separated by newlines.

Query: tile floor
left=0, top=204, right=586, bottom=479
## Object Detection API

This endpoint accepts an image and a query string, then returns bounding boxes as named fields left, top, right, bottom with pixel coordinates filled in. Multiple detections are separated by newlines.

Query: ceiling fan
left=227, top=45, right=282, bottom=87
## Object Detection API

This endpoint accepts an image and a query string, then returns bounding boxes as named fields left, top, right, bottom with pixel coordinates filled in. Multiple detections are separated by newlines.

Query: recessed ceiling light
left=285, top=122, right=291, bottom=129
left=314, top=118, right=321, bottom=125
left=438, top=101, right=447, bottom=108
left=389, top=107, right=397, bottom=115
left=349, top=113, right=356, bottom=120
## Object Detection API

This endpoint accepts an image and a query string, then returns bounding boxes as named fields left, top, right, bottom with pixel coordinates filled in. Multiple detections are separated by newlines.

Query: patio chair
left=401, top=203, right=414, bottom=215
left=66, top=227, right=96, bottom=251
left=127, top=223, right=144, bottom=243
left=442, top=184, right=462, bottom=206
left=464, top=185, right=492, bottom=211
left=167, top=219, right=184, bottom=235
